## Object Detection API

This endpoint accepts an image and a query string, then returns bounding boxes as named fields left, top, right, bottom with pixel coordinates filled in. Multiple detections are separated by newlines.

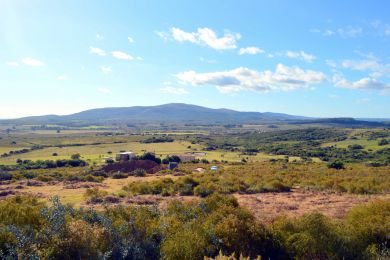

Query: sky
left=1, top=0, right=390, bottom=119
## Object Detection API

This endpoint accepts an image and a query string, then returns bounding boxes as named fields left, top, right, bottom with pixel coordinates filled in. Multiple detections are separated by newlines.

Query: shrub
left=263, top=180, right=291, bottom=192
left=348, top=144, right=364, bottom=150
left=71, top=153, right=81, bottom=160
left=0, top=171, right=12, bottom=181
left=327, top=160, right=345, bottom=170
left=132, top=168, right=146, bottom=177
left=175, top=176, right=199, bottom=196
left=272, top=213, right=347, bottom=259
left=345, top=200, right=390, bottom=256
left=112, top=172, right=128, bottom=179
left=194, top=183, right=217, bottom=197
left=84, top=188, right=108, bottom=204
left=378, top=139, right=389, bottom=146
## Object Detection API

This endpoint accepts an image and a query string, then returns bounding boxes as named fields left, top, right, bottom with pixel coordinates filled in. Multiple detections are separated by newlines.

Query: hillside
left=0, top=103, right=308, bottom=125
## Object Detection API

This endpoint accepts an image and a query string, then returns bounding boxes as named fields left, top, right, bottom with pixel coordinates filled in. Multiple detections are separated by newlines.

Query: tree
left=378, top=139, right=389, bottom=146
left=327, top=161, right=345, bottom=170
left=71, top=153, right=81, bottom=160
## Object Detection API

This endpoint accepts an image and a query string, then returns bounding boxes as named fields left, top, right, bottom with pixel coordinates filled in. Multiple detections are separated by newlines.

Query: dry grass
left=234, top=190, right=390, bottom=222
left=0, top=174, right=181, bottom=206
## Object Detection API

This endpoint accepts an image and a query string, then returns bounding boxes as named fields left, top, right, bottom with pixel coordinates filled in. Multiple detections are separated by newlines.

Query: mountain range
left=1, top=103, right=389, bottom=127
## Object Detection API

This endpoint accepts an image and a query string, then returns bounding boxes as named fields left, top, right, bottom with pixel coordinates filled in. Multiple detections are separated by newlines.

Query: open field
left=235, top=191, right=390, bottom=222
left=1, top=127, right=389, bottom=259
left=1, top=176, right=387, bottom=222
left=322, top=138, right=390, bottom=151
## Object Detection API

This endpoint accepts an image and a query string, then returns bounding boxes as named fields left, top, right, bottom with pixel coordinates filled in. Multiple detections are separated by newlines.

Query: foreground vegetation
left=0, top=126, right=389, bottom=258
left=0, top=195, right=388, bottom=259
left=124, top=162, right=390, bottom=197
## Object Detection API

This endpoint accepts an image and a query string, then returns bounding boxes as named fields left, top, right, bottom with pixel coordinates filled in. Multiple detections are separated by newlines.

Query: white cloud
left=136, top=56, right=143, bottom=61
left=341, top=59, right=379, bottom=71
left=90, top=47, right=106, bottom=56
left=168, top=27, right=240, bottom=50
left=334, top=76, right=390, bottom=90
left=337, top=26, right=363, bottom=38
left=22, top=58, right=45, bottom=67
left=57, top=75, right=68, bottom=80
left=160, top=86, right=189, bottom=95
left=286, top=51, right=316, bottom=63
left=155, top=31, right=169, bottom=41
left=313, top=27, right=362, bottom=38
left=238, top=47, right=264, bottom=55
left=325, top=60, right=337, bottom=69
left=112, top=51, right=133, bottom=60
left=128, top=36, right=135, bottom=43
left=171, top=27, right=198, bottom=43
left=340, top=58, right=390, bottom=78
left=323, top=30, right=335, bottom=36
left=6, top=61, right=19, bottom=67
left=176, top=64, right=326, bottom=93
left=96, top=34, right=104, bottom=40
left=100, top=66, right=112, bottom=73
left=98, top=87, right=111, bottom=93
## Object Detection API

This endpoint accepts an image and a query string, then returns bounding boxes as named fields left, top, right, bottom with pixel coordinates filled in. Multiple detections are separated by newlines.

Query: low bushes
left=123, top=174, right=291, bottom=197
left=0, top=195, right=388, bottom=259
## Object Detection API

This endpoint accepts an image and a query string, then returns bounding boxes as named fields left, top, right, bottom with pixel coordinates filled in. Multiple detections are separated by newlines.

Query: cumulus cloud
left=22, top=58, right=45, bottom=67
left=340, top=58, right=390, bottom=78
left=100, top=66, right=112, bottom=73
left=176, top=64, right=326, bottom=93
left=155, top=31, right=169, bottom=41
left=337, top=27, right=362, bottom=38
left=160, top=86, right=189, bottom=95
left=286, top=51, right=316, bottom=63
left=90, top=47, right=106, bottom=56
left=128, top=36, right=134, bottom=43
left=111, top=51, right=133, bottom=60
left=341, top=59, right=380, bottom=71
left=334, top=76, right=390, bottom=90
left=98, top=87, right=111, bottom=93
left=167, top=27, right=241, bottom=50
left=238, top=47, right=264, bottom=55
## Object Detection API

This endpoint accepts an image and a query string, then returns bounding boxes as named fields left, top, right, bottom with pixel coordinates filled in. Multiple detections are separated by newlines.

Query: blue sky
left=1, top=0, right=390, bottom=118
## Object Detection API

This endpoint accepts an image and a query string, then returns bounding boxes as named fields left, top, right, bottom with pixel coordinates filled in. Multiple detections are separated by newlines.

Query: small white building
left=210, top=166, right=219, bottom=171
left=115, top=152, right=135, bottom=162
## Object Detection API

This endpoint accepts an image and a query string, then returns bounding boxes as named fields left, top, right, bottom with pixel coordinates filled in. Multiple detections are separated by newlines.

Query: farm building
left=115, top=152, right=135, bottom=162
left=176, top=154, right=196, bottom=162
left=210, top=166, right=219, bottom=171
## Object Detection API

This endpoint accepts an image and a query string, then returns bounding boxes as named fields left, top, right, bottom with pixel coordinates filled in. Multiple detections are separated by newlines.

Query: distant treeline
left=140, top=136, right=174, bottom=143
left=1, top=145, right=44, bottom=158
left=0, top=159, right=87, bottom=171
left=190, top=128, right=390, bottom=165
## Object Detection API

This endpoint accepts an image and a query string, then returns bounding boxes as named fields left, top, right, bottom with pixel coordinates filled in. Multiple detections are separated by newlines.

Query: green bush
left=327, top=160, right=345, bottom=170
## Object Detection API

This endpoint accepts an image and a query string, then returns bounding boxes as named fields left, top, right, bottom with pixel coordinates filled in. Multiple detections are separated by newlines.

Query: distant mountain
left=1, top=104, right=388, bottom=128
left=0, top=103, right=308, bottom=125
